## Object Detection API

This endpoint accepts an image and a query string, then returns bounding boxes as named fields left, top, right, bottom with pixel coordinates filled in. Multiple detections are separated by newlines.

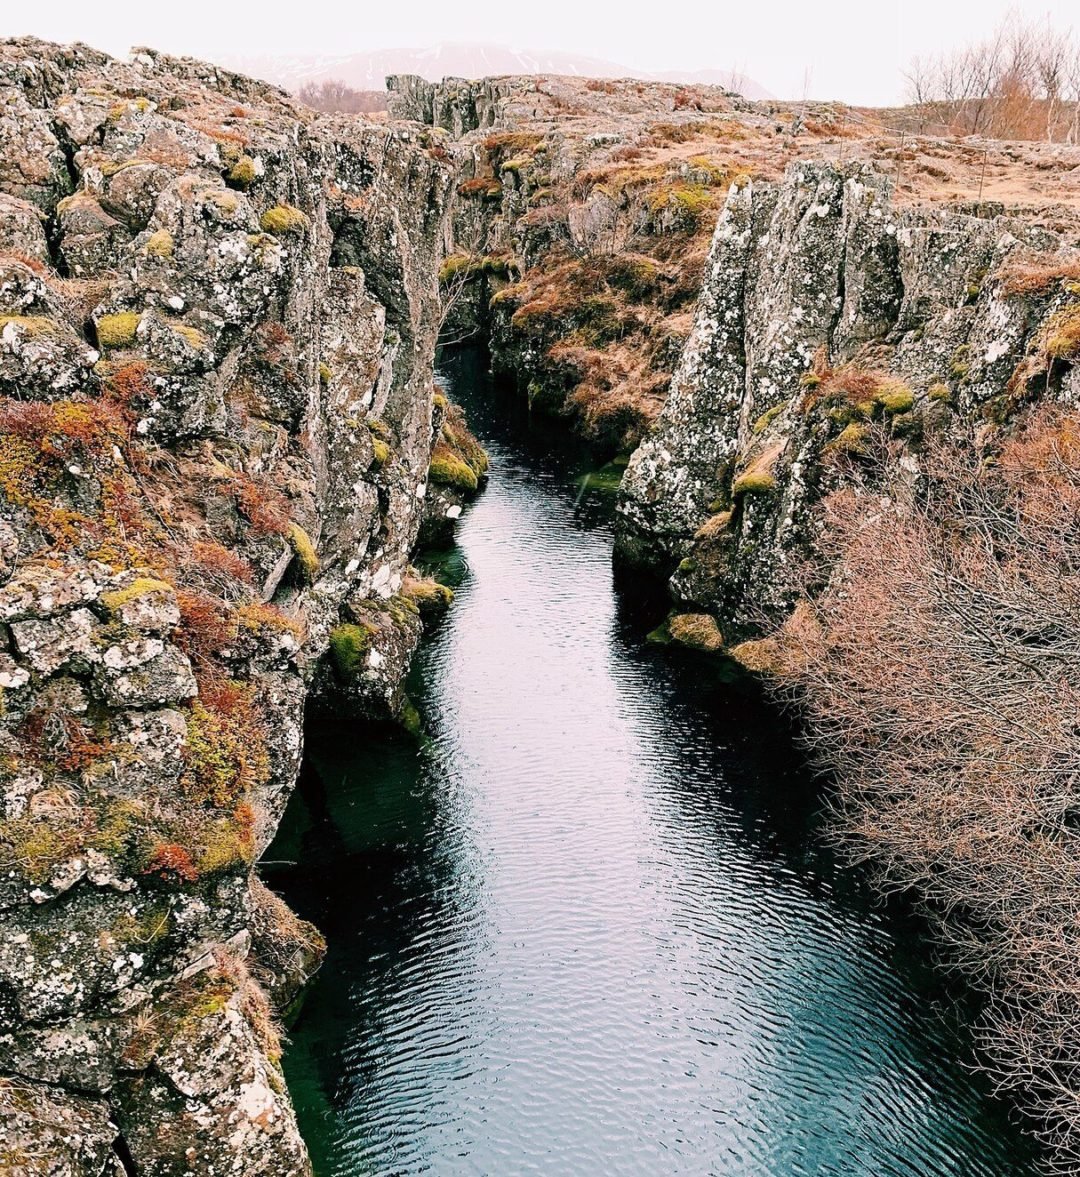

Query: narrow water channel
left=269, top=348, right=1038, bottom=1175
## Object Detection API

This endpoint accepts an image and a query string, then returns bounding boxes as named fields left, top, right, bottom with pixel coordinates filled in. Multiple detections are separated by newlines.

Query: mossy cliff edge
left=615, top=160, right=1080, bottom=632
left=614, top=164, right=1080, bottom=1162
left=0, top=38, right=483, bottom=1174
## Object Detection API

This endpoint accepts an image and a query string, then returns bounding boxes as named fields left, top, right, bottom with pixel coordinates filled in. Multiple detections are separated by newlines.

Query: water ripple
left=275, top=352, right=1039, bottom=1176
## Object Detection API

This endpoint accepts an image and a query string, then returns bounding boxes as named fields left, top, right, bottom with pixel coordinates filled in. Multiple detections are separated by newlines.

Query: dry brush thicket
left=768, top=409, right=1080, bottom=1168
left=906, top=14, right=1080, bottom=142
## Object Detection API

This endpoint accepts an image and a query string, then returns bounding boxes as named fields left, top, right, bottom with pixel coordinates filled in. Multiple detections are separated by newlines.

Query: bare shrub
left=906, top=15, right=1080, bottom=142
left=295, top=80, right=388, bottom=115
left=766, top=408, right=1080, bottom=1169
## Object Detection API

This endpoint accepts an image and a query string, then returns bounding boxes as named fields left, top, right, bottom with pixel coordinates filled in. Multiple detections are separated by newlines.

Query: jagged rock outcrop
left=387, top=74, right=515, bottom=137
left=617, top=159, right=1079, bottom=635
left=0, top=38, right=476, bottom=1175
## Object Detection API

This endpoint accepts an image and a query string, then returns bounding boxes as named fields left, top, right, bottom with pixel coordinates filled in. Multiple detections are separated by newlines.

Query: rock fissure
left=3, top=43, right=1080, bottom=1176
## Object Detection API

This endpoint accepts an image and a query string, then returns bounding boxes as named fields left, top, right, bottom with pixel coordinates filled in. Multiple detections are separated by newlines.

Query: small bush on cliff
left=760, top=406, right=1080, bottom=1164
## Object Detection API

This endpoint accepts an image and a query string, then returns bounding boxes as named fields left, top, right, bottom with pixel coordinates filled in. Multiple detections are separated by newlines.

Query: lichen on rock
left=0, top=34, right=466, bottom=1176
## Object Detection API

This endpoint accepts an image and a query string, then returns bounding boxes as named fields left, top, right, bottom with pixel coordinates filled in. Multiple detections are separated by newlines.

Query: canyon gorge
left=2, top=38, right=1080, bottom=1176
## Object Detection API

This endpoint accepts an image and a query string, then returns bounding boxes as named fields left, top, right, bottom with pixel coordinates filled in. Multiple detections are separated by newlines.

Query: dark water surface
left=270, top=349, right=1038, bottom=1175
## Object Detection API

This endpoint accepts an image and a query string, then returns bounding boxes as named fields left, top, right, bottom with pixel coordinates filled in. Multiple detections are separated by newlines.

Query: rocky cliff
left=0, top=39, right=483, bottom=1175
left=617, top=159, right=1080, bottom=637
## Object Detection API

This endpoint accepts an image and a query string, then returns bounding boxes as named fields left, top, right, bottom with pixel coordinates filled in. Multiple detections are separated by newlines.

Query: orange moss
left=190, top=540, right=256, bottom=585
left=181, top=680, right=271, bottom=809
left=223, top=472, right=291, bottom=536
left=142, top=842, right=199, bottom=884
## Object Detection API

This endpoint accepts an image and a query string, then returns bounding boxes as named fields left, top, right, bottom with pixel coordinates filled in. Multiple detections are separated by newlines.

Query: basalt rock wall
left=0, top=38, right=467, bottom=1175
left=616, top=160, right=1079, bottom=636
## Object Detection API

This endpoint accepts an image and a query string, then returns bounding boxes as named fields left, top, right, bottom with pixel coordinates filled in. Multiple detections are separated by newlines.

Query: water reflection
left=270, top=348, right=1038, bottom=1176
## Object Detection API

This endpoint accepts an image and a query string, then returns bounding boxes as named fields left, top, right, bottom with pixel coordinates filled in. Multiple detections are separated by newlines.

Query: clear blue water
left=269, top=349, right=1038, bottom=1176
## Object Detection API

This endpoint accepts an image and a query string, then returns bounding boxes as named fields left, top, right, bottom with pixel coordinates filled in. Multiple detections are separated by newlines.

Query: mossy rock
left=949, top=344, right=971, bottom=381
left=1045, top=305, right=1080, bottom=360
left=825, top=422, right=868, bottom=456
left=144, top=229, right=174, bottom=259
left=287, top=523, right=319, bottom=583
left=228, top=156, right=258, bottom=189
left=318, top=362, right=332, bottom=385
left=429, top=448, right=479, bottom=492
left=328, top=623, right=375, bottom=679
left=371, top=437, right=390, bottom=468
left=96, top=312, right=142, bottom=349
left=728, top=638, right=781, bottom=674
left=646, top=618, right=672, bottom=644
left=0, top=315, right=59, bottom=338
left=668, top=612, right=724, bottom=652
left=100, top=576, right=173, bottom=613
left=928, top=382, right=951, bottom=403
left=260, top=205, right=309, bottom=236
left=732, top=470, right=777, bottom=498
left=875, top=381, right=915, bottom=414
left=171, top=323, right=207, bottom=351
left=694, top=511, right=733, bottom=541
left=752, top=403, right=785, bottom=434
left=395, top=697, right=424, bottom=739
left=403, top=578, right=454, bottom=619
left=438, top=253, right=480, bottom=284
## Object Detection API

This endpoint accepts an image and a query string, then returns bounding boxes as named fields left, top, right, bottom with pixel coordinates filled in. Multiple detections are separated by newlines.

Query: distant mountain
left=216, top=43, right=773, bottom=101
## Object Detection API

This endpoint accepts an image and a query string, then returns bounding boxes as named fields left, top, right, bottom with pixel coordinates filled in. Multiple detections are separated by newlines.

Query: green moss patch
left=403, top=577, right=454, bottom=619
left=96, top=312, right=142, bottom=349
left=100, top=576, right=173, bottom=613
left=287, top=522, right=319, bottom=583
left=227, top=156, right=257, bottom=189
left=875, top=380, right=915, bottom=414
left=732, top=470, right=777, bottom=498
left=328, top=622, right=375, bottom=678
left=260, top=205, right=309, bottom=236
left=429, top=444, right=479, bottom=492
left=144, top=229, right=174, bottom=259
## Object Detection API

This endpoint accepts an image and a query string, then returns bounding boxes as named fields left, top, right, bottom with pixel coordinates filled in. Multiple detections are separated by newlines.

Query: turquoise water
left=270, top=349, right=1038, bottom=1176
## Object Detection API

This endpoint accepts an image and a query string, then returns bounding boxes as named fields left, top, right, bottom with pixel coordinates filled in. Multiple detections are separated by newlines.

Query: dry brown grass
left=997, top=251, right=1080, bottom=295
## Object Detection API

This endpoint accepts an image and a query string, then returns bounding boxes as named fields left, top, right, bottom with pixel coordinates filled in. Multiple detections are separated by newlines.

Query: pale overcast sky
left=6, top=0, right=1078, bottom=105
